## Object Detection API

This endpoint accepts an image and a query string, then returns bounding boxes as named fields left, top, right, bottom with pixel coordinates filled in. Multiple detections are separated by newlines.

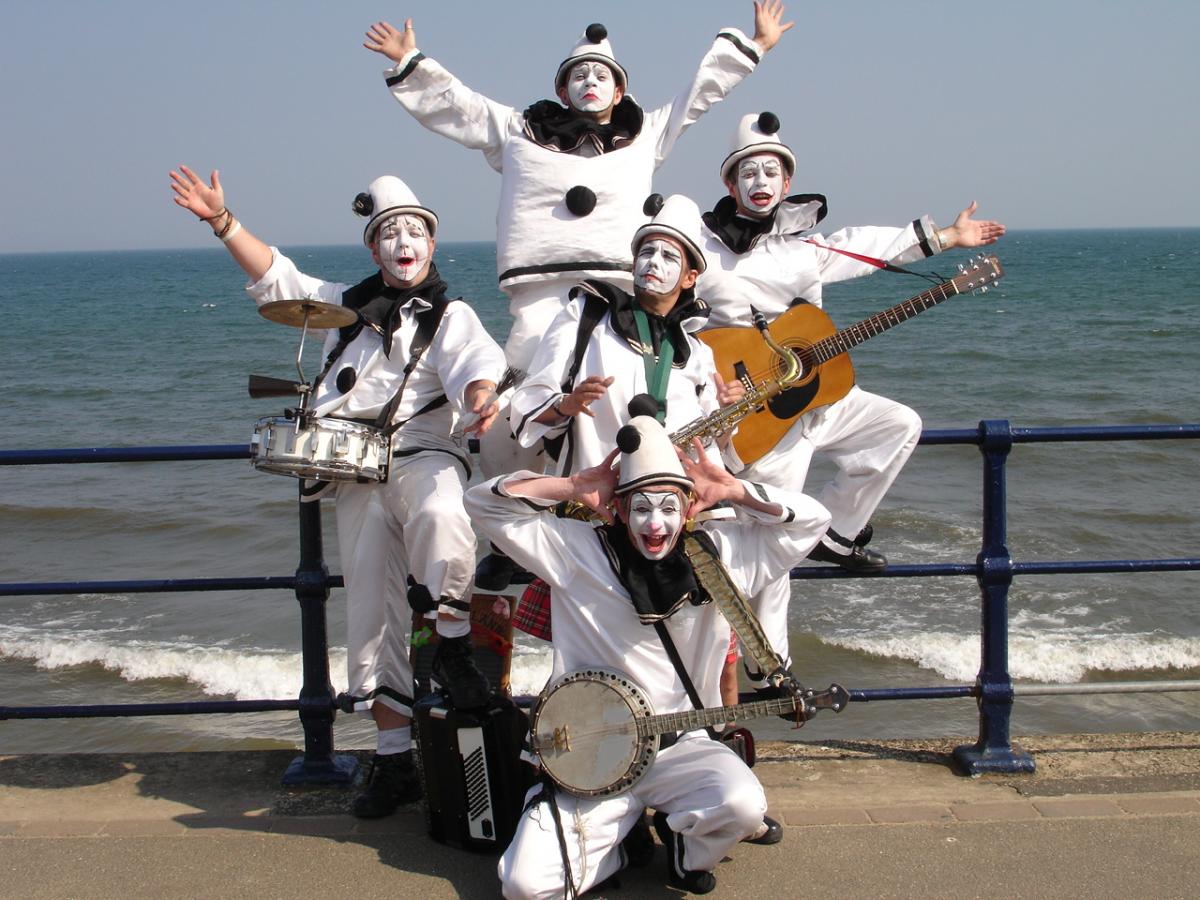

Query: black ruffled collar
left=572, top=279, right=710, bottom=367
left=522, top=96, right=644, bottom=153
left=702, top=193, right=829, bottom=254
left=338, top=264, right=449, bottom=355
left=597, top=524, right=715, bottom=623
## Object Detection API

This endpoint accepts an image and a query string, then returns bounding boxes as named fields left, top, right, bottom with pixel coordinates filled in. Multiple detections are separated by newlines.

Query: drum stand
left=248, top=298, right=357, bottom=428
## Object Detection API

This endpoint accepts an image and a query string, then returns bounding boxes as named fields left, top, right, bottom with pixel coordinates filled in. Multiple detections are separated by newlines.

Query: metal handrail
left=2, top=422, right=1197, bottom=778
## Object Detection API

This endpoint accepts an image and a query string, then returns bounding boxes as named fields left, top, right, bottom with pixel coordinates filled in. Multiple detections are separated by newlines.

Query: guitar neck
left=809, top=278, right=961, bottom=364
left=636, top=697, right=796, bottom=738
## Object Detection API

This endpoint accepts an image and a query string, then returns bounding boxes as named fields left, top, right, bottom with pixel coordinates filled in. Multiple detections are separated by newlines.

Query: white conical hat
left=353, top=175, right=439, bottom=246
left=720, top=111, right=797, bottom=181
left=555, top=23, right=627, bottom=91
left=630, top=193, right=707, bottom=274
left=614, top=415, right=692, bottom=496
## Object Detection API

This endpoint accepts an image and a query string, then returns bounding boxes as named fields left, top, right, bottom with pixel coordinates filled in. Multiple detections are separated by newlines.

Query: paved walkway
left=2, top=732, right=1198, bottom=898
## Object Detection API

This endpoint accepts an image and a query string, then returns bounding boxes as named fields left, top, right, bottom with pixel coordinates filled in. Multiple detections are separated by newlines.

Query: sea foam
left=831, top=630, right=1200, bottom=683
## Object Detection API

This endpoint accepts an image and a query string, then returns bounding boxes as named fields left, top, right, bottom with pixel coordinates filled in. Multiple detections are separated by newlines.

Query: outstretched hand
left=561, top=375, right=614, bottom=419
left=570, top=448, right=620, bottom=524
left=170, top=165, right=224, bottom=220
left=364, top=18, right=417, bottom=63
left=752, top=0, right=794, bottom=52
left=679, top=439, right=744, bottom=517
left=942, top=201, right=1006, bottom=249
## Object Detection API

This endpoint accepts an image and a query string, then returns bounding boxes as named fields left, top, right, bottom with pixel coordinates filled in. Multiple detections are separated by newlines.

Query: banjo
left=530, top=667, right=849, bottom=798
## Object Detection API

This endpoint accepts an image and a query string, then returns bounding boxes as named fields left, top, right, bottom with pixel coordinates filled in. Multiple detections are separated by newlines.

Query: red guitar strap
left=802, top=238, right=916, bottom=276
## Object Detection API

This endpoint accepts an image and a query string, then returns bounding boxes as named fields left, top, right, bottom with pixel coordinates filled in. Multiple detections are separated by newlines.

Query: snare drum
left=251, top=416, right=389, bottom=482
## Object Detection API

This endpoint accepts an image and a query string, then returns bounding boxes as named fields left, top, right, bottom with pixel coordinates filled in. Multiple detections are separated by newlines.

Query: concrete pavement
left=2, top=731, right=1198, bottom=898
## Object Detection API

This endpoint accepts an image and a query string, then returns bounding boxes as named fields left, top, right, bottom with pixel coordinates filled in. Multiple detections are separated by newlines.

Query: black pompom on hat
left=616, top=424, right=642, bottom=454
left=627, top=393, right=660, bottom=420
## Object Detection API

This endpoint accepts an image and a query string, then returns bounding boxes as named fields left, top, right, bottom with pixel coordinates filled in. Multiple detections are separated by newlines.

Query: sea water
left=1, top=230, right=1197, bottom=752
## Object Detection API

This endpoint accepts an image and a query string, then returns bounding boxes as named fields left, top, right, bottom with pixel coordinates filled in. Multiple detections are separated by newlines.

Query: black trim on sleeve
left=385, top=52, right=426, bottom=86
left=913, top=218, right=936, bottom=258
left=748, top=481, right=770, bottom=502
left=716, top=30, right=760, bottom=64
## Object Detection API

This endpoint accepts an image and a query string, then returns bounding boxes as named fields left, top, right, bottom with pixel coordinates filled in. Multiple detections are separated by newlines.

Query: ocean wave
left=829, top=630, right=1200, bottom=683
left=0, top=627, right=345, bottom=700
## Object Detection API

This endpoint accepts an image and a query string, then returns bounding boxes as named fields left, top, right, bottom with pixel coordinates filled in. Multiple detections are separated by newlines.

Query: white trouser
left=335, top=452, right=475, bottom=717
left=742, top=385, right=922, bottom=665
left=498, top=734, right=765, bottom=900
left=478, top=280, right=576, bottom=481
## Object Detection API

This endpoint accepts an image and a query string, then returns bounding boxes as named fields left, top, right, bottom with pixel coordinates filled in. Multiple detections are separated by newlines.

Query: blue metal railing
left=2, top=421, right=1198, bottom=779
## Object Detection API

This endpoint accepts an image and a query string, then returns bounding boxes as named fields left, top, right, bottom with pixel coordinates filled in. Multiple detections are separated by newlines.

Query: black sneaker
left=352, top=750, right=421, bottom=818
left=432, top=634, right=492, bottom=710
left=475, top=551, right=520, bottom=591
left=653, top=810, right=717, bottom=894
left=807, top=541, right=888, bottom=573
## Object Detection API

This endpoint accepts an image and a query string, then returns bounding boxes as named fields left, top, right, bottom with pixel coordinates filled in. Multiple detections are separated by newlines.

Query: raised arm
left=169, top=165, right=273, bottom=282
left=648, top=1, right=789, bottom=167
left=366, top=17, right=515, bottom=168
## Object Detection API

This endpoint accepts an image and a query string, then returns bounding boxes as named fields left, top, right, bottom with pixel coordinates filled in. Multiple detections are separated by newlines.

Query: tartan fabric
left=514, top=577, right=553, bottom=641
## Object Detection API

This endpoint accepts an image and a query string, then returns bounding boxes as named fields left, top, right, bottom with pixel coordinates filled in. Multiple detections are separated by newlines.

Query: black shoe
left=432, top=634, right=492, bottom=710
left=653, top=811, right=717, bottom=894
left=352, top=750, right=421, bottom=818
left=622, top=814, right=656, bottom=868
left=807, top=541, right=888, bottom=573
left=475, top=551, right=519, bottom=591
left=742, top=814, right=783, bottom=845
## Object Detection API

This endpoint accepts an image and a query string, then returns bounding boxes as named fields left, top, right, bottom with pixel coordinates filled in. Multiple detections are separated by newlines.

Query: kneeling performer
left=465, top=416, right=829, bottom=897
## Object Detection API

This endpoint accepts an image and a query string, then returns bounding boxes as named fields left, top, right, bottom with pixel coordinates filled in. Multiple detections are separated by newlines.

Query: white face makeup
left=565, top=61, right=617, bottom=114
left=633, top=238, right=685, bottom=296
left=734, top=153, right=788, bottom=217
left=375, top=214, right=431, bottom=285
left=624, top=489, right=685, bottom=561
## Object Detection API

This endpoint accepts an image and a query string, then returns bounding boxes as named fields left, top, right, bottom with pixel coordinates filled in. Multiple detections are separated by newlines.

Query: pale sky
left=1, top=0, right=1196, bottom=253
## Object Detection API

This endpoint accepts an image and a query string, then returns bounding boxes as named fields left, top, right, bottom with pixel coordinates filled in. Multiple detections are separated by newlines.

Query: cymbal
left=258, top=299, right=357, bottom=329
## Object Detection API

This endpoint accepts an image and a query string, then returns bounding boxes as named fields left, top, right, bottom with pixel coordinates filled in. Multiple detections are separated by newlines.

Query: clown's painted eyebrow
left=637, top=242, right=682, bottom=262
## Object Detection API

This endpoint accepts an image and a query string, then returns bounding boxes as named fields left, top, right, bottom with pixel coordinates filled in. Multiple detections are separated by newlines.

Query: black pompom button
left=565, top=185, right=597, bottom=217
left=585, top=23, right=608, bottom=43
left=336, top=367, right=357, bottom=393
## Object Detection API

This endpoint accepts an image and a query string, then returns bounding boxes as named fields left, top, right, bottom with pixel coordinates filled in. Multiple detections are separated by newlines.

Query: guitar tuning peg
left=979, top=285, right=989, bottom=293
left=957, top=264, right=966, bottom=274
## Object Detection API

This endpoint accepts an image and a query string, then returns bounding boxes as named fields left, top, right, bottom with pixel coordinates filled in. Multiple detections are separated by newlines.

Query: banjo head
left=531, top=668, right=658, bottom=798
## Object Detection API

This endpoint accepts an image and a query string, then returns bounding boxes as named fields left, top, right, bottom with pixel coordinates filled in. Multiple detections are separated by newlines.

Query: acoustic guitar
left=699, top=254, right=1004, bottom=464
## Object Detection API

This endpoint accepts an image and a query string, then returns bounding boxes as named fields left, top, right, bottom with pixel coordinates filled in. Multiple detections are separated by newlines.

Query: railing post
left=282, top=488, right=358, bottom=785
left=953, top=419, right=1035, bottom=775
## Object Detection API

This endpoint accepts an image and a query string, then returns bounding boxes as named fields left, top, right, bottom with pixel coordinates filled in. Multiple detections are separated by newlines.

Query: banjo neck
left=634, top=696, right=799, bottom=738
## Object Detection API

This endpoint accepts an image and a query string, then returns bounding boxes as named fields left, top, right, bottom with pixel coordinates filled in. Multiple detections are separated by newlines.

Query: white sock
left=437, top=616, right=471, bottom=639
left=377, top=726, right=412, bottom=756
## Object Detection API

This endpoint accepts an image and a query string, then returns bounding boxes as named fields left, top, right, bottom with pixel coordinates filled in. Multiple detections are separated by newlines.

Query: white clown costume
left=511, top=194, right=727, bottom=477
left=464, top=417, right=829, bottom=898
left=246, top=178, right=506, bottom=719
left=380, top=24, right=766, bottom=372
left=696, top=113, right=935, bottom=670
